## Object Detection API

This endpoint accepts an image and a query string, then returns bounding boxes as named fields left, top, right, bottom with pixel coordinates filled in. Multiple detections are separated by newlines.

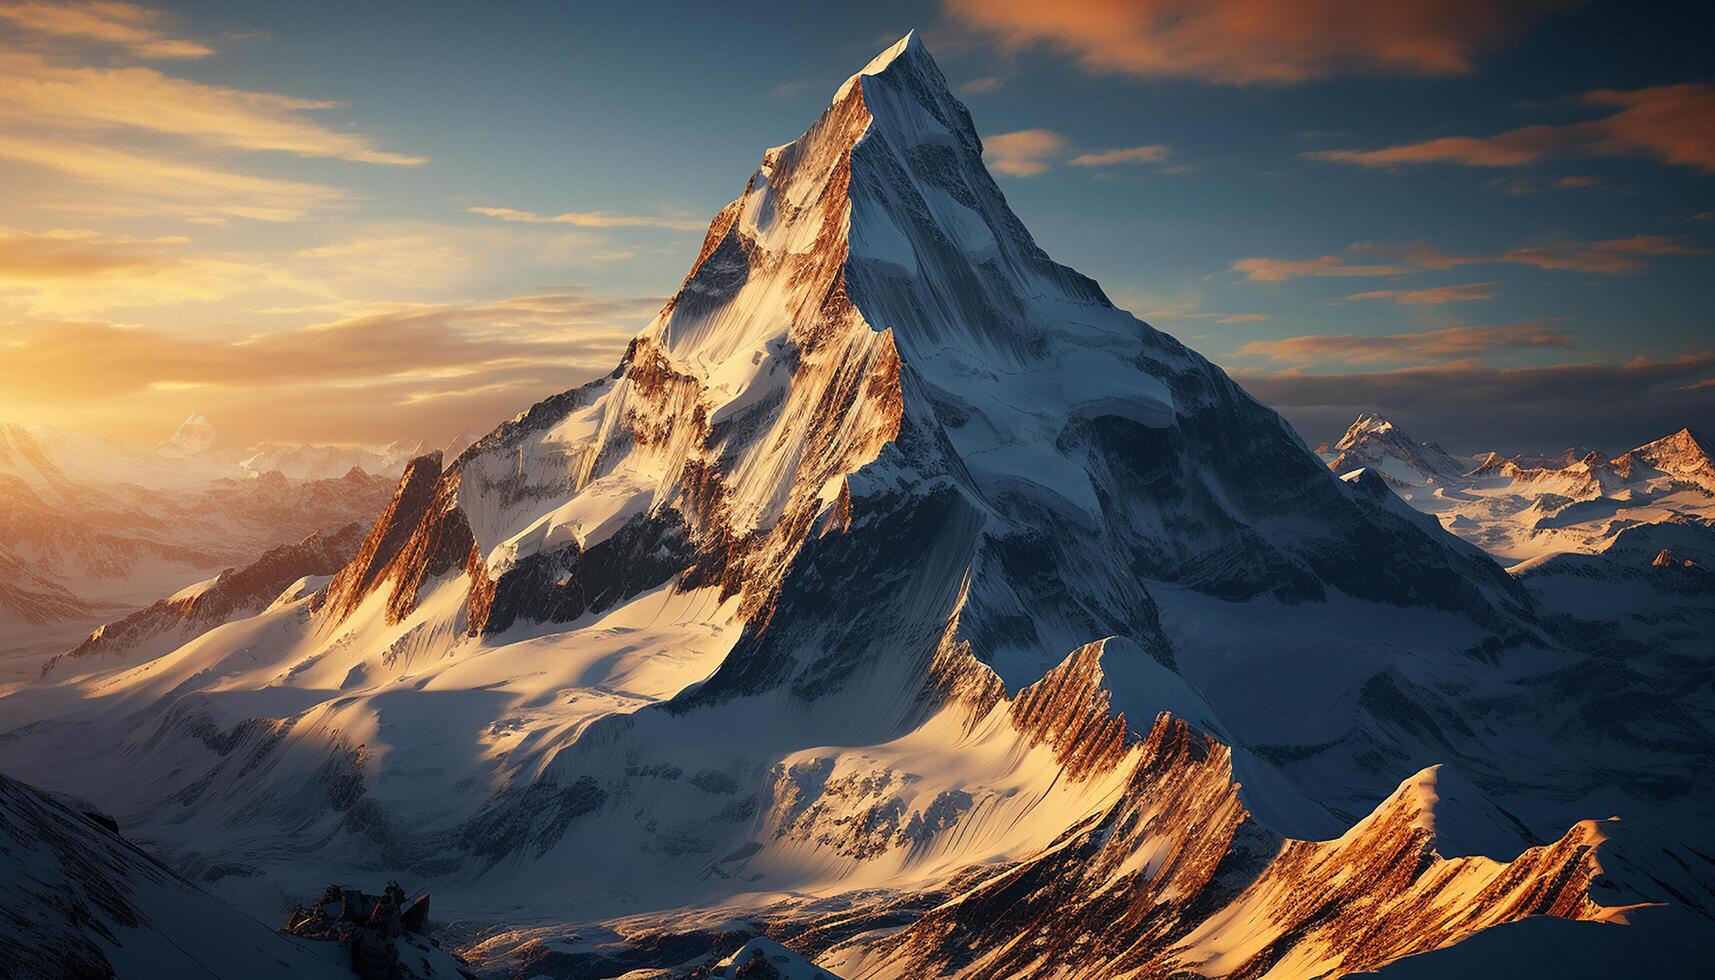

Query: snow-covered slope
left=0, top=771, right=361, bottom=980
left=1, top=33, right=1710, bottom=979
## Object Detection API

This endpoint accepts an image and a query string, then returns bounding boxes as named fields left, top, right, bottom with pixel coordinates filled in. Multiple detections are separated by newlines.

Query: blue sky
left=0, top=0, right=1710, bottom=452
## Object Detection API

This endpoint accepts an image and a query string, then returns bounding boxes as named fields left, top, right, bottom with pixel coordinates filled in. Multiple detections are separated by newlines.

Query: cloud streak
left=1231, top=254, right=1412, bottom=282
left=1235, top=236, right=1707, bottom=281
left=467, top=206, right=707, bottom=232
left=981, top=129, right=1068, bottom=177
left=1344, top=281, right=1498, bottom=304
left=0, top=0, right=211, bottom=58
left=0, top=51, right=425, bottom=165
left=0, top=225, right=264, bottom=314
left=1069, top=144, right=1171, bottom=166
left=944, top=0, right=1559, bottom=85
left=1308, top=84, right=1715, bottom=172
left=1236, top=321, right=1573, bottom=366
left=0, top=135, right=347, bottom=222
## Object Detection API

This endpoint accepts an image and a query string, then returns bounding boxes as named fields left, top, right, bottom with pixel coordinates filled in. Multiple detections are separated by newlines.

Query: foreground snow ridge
left=3, top=31, right=1709, bottom=980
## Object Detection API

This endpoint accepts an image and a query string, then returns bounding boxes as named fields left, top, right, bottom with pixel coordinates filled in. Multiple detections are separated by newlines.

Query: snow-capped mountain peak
left=158, top=411, right=219, bottom=457
left=1618, top=426, right=1714, bottom=481
left=1334, top=410, right=1398, bottom=449
left=1322, top=411, right=1466, bottom=487
left=841, top=29, right=921, bottom=96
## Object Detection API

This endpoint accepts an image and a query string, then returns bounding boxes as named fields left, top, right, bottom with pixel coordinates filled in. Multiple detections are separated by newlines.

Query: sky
left=0, top=0, right=1711, bottom=455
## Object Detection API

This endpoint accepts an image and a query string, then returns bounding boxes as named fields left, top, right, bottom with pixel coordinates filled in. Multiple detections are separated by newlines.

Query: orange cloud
left=1068, top=144, right=1171, bottom=166
left=466, top=206, right=706, bottom=232
left=0, top=0, right=210, bottom=58
left=1231, top=254, right=1412, bottom=282
left=0, top=136, right=346, bottom=222
left=981, top=129, right=1068, bottom=177
left=1238, top=236, right=1707, bottom=281
left=1308, top=84, right=1715, bottom=172
left=957, top=75, right=1006, bottom=95
left=945, top=0, right=1560, bottom=85
left=0, top=51, right=425, bottom=164
left=1392, top=236, right=1709, bottom=274
left=0, top=226, right=261, bottom=314
left=1344, top=281, right=1498, bottom=305
left=1236, top=321, right=1573, bottom=366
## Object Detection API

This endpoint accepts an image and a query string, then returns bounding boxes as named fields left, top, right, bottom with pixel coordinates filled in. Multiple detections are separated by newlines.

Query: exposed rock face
left=813, top=707, right=1612, bottom=979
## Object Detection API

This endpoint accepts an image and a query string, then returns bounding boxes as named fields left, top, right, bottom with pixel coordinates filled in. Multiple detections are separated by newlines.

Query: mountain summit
left=1323, top=411, right=1468, bottom=486
left=158, top=411, right=219, bottom=457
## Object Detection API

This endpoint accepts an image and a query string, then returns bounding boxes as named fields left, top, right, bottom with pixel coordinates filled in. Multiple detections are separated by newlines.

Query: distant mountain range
left=0, top=415, right=410, bottom=682
left=1317, top=413, right=1715, bottom=565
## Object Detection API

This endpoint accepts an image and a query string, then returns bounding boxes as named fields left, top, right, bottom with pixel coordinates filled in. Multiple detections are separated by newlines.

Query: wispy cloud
left=0, top=3, right=422, bottom=226
left=467, top=206, right=707, bottom=232
left=1069, top=144, right=1171, bottom=167
left=1235, top=236, right=1706, bottom=281
left=957, top=74, right=1007, bottom=95
left=1344, top=281, right=1498, bottom=305
left=982, top=128, right=1067, bottom=177
left=0, top=225, right=258, bottom=314
left=1131, top=299, right=1268, bottom=324
left=944, top=0, right=1557, bottom=85
left=1396, top=236, right=1708, bottom=274
left=1231, top=254, right=1412, bottom=282
left=0, top=135, right=347, bottom=222
left=0, top=51, right=425, bottom=164
left=985, top=131, right=1178, bottom=176
left=1307, top=83, right=1715, bottom=173
left=1236, top=320, right=1573, bottom=366
left=1485, top=174, right=1605, bottom=194
left=0, top=0, right=210, bottom=58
